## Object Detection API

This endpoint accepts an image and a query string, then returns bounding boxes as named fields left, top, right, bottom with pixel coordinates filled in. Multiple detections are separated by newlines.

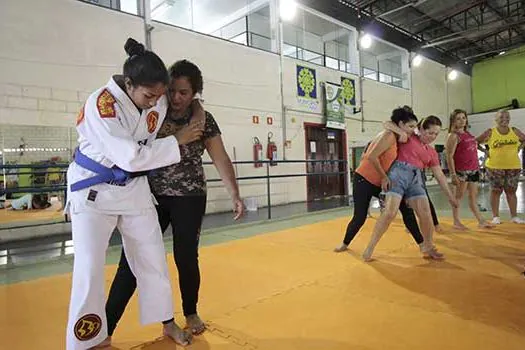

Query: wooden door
left=305, top=124, right=347, bottom=202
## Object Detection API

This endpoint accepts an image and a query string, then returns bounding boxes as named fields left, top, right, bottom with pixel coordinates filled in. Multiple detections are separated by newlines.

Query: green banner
left=324, top=82, right=345, bottom=130
left=341, top=77, right=356, bottom=107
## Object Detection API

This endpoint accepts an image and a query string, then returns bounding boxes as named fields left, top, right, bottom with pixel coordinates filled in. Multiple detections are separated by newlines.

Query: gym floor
left=1, top=183, right=524, bottom=350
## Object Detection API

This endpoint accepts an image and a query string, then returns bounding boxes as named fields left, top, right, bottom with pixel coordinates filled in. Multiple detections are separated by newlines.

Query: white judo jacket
left=66, top=77, right=180, bottom=214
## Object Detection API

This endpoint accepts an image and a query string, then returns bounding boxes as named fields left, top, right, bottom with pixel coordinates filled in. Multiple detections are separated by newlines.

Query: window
left=120, top=0, right=138, bottom=15
left=282, top=7, right=358, bottom=74
left=283, top=43, right=299, bottom=59
left=211, top=17, right=247, bottom=42
left=231, top=32, right=248, bottom=46
left=82, top=0, right=138, bottom=15
left=379, top=73, right=392, bottom=84
left=391, top=77, right=403, bottom=88
left=359, top=37, right=409, bottom=88
left=248, top=5, right=272, bottom=51
left=151, top=0, right=192, bottom=28
left=150, top=0, right=273, bottom=52
left=326, top=56, right=339, bottom=70
left=363, top=68, right=377, bottom=81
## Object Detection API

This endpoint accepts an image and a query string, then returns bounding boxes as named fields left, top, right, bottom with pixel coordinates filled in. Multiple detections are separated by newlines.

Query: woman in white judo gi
left=66, top=38, right=203, bottom=349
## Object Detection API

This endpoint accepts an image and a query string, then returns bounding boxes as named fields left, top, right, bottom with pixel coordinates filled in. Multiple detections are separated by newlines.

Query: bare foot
left=434, top=225, right=444, bottom=233
left=186, top=314, right=206, bottom=335
left=334, top=243, right=348, bottom=253
left=423, top=248, right=445, bottom=260
left=163, top=321, right=193, bottom=346
left=90, top=337, right=111, bottom=349
left=452, top=223, right=468, bottom=231
left=478, top=221, right=494, bottom=229
left=362, top=248, right=374, bottom=262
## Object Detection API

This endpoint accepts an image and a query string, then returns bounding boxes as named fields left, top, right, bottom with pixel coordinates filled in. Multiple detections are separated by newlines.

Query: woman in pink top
left=445, top=109, right=492, bottom=229
left=362, top=116, right=458, bottom=261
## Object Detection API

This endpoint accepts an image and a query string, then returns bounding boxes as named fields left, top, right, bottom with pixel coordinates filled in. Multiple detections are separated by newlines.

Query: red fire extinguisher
left=267, top=132, right=278, bottom=166
left=253, top=137, right=263, bottom=168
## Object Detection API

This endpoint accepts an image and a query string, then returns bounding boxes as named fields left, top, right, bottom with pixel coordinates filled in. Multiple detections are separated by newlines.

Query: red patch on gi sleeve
left=96, top=89, right=116, bottom=118
left=146, top=111, right=159, bottom=133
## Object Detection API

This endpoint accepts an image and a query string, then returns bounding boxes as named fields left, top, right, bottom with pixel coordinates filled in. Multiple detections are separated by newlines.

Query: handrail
left=1, top=160, right=349, bottom=221
left=1, top=159, right=346, bottom=169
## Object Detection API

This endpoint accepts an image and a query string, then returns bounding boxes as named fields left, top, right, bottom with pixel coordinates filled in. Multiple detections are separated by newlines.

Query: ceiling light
left=280, top=0, right=297, bottom=21
left=360, top=34, right=373, bottom=49
left=448, top=70, right=458, bottom=81
left=412, top=55, right=422, bottom=67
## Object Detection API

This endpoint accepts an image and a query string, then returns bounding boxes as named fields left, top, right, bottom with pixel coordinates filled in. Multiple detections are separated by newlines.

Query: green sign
left=324, top=82, right=345, bottom=130
left=297, top=65, right=317, bottom=99
left=341, top=77, right=356, bottom=106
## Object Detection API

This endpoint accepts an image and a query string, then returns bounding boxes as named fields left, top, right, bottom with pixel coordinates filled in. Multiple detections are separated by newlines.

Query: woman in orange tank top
left=335, top=107, right=427, bottom=253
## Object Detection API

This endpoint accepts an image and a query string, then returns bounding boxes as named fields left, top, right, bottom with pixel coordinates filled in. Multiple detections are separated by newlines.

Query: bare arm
left=368, top=131, right=396, bottom=190
left=431, top=165, right=458, bottom=207
left=512, top=127, right=525, bottom=142
left=205, top=135, right=244, bottom=219
left=445, top=133, right=458, bottom=181
left=383, top=121, right=408, bottom=143
left=476, top=129, right=492, bottom=144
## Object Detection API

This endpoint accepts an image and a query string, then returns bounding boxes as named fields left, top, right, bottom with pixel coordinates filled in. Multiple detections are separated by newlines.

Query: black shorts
left=456, top=169, right=480, bottom=183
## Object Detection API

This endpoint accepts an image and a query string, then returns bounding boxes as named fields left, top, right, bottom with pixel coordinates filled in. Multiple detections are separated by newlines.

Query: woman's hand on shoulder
left=397, top=130, right=408, bottom=143
left=175, top=122, right=203, bottom=145
left=476, top=129, right=491, bottom=143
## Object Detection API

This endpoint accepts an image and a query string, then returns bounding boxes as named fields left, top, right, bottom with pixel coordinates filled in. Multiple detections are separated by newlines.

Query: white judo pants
left=66, top=209, right=174, bottom=350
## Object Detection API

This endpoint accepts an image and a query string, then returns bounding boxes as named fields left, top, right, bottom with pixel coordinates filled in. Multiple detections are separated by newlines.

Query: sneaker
left=491, top=217, right=502, bottom=225
left=511, top=217, right=525, bottom=224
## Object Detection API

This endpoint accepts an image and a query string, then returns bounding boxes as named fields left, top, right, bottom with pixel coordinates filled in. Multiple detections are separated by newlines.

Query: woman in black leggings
left=335, top=107, right=440, bottom=258
left=104, top=60, right=244, bottom=346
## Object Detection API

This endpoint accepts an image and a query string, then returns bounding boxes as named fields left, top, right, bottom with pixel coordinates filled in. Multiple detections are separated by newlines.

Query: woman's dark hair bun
left=124, top=38, right=145, bottom=57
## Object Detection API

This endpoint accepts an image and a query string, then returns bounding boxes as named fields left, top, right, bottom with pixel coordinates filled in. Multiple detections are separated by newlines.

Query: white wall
left=361, top=79, right=411, bottom=136
left=151, top=21, right=285, bottom=212
left=469, top=108, right=525, bottom=136
left=411, top=56, right=472, bottom=144
left=448, top=70, right=472, bottom=116
left=0, top=0, right=474, bottom=215
left=412, top=57, right=447, bottom=120
left=0, top=0, right=145, bottom=126
left=0, top=124, right=73, bottom=164
left=281, top=58, right=361, bottom=199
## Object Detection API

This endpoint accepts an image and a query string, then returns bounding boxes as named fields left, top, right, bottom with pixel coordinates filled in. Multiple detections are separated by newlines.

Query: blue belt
left=70, top=148, right=148, bottom=192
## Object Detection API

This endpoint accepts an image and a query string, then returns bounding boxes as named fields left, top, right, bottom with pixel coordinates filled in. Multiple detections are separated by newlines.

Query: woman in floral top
left=105, top=60, right=244, bottom=346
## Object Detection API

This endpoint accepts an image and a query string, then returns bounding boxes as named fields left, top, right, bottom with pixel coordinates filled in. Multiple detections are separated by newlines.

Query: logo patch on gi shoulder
left=97, top=89, right=116, bottom=118
left=147, top=111, right=159, bottom=133
left=74, top=313, right=102, bottom=341
left=76, top=105, right=85, bottom=126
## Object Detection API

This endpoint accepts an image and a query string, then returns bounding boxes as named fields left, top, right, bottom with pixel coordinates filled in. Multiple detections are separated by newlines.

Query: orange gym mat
left=1, top=216, right=525, bottom=350
left=0, top=201, right=64, bottom=226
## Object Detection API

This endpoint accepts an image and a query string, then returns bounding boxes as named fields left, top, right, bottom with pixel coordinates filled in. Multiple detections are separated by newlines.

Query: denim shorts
left=387, top=161, right=427, bottom=200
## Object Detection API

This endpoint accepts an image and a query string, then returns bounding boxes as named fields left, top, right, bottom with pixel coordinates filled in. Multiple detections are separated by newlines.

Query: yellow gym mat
left=1, top=217, right=524, bottom=349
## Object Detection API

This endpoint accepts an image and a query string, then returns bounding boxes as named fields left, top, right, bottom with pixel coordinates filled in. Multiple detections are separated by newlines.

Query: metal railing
left=1, top=159, right=349, bottom=226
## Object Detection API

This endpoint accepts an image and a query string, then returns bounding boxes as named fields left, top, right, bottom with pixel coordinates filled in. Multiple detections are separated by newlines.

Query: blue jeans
left=387, top=161, right=427, bottom=200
